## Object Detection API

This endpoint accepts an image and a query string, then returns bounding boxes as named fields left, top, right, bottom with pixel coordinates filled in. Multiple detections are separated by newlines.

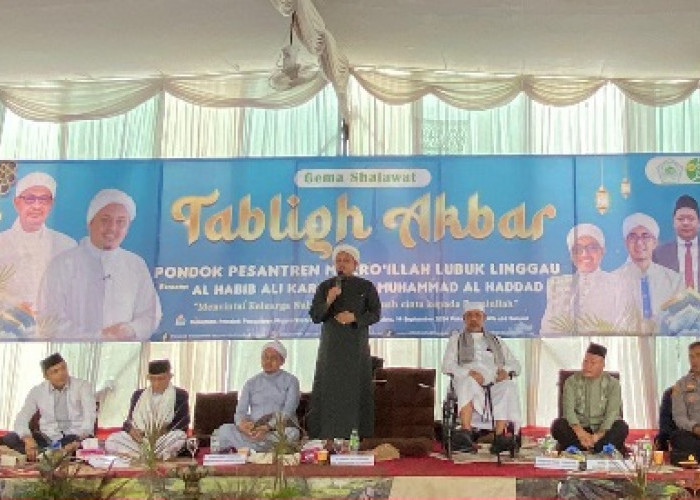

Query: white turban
left=331, top=243, right=360, bottom=263
left=463, top=301, right=486, bottom=313
left=262, top=340, right=287, bottom=360
left=16, top=172, right=56, bottom=197
left=87, top=188, right=136, bottom=225
left=622, top=212, right=659, bottom=239
left=566, top=223, right=605, bottom=251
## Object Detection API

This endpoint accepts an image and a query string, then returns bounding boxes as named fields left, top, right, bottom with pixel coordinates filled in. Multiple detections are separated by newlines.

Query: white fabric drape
left=0, top=71, right=698, bottom=124
left=1, top=78, right=700, bottom=430
left=351, top=69, right=700, bottom=110
left=0, top=74, right=328, bottom=123
left=269, top=0, right=349, bottom=119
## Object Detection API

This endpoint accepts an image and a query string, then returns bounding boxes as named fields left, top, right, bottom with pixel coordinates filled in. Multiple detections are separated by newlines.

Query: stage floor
left=0, top=450, right=696, bottom=499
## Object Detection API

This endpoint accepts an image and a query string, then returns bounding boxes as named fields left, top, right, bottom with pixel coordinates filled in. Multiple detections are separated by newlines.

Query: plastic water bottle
left=638, top=434, right=652, bottom=466
left=542, top=434, right=556, bottom=455
left=349, top=428, right=360, bottom=453
left=210, top=429, right=220, bottom=454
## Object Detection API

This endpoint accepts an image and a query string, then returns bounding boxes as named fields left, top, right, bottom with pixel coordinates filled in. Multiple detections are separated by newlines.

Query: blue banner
left=0, top=155, right=698, bottom=341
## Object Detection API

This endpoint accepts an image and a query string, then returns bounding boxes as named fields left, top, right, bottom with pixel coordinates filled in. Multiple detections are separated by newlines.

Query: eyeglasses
left=572, top=243, right=602, bottom=255
left=18, top=194, right=53, bottom=206
left=675, top=215, right=699, bottom=224
left=626, top=233, right=656, bottom=244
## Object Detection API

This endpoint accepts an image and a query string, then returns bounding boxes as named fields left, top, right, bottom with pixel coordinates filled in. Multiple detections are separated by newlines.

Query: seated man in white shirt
left=0, top=353, right=96, bottom=461
left=442, top=301, right=522, bottom=452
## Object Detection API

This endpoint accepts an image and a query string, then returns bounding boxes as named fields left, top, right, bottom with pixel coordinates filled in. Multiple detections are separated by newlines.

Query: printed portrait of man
left=541, top=223, right=634, bottom=335
left=0, top=172, right=76, bottom=320
left=37, top=188, right=161, bottom=340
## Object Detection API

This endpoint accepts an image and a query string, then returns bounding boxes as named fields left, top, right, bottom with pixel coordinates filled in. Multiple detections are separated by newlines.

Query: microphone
left=335, top=271, right=344, bottom=290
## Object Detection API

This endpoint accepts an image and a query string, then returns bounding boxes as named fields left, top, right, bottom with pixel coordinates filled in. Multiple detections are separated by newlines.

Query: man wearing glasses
left=0, top=172, right=76, bottom=312
left=541, top=223, right=632, bottom=334
left=654, top=195, right=699, bottom=292
left=614, top=212, right=683, bottom=334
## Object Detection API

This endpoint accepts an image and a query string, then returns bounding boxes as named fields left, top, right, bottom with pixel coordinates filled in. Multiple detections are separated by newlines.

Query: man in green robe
left=308, top=244, right=381, bottom=440
left=551, top=342, right=628, bottom=453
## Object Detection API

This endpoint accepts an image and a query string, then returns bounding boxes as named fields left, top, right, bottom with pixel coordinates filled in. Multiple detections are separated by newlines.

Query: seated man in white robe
left=216, top=340, right=301, bottom=453
left=105, top=360, right=189, bottom=459
left=442, top=301, right=522, bottom=452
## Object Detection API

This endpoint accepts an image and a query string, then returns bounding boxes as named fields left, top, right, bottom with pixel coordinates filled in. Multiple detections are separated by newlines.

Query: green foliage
left=117, top=411, right=175, bottom=499
left=20, top=448, right=126, bottom=500
left=617, top=451, right=685, bottom=499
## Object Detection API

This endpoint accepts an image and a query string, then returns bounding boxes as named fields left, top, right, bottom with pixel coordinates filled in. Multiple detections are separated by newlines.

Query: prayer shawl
left=457, top=330, right=505, bottom=368
left=132, top=384, right=176, bottom=431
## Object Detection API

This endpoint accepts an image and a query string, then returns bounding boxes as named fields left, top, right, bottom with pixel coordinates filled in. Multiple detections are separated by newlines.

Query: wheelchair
left=441, top=374, right=520, bottom=462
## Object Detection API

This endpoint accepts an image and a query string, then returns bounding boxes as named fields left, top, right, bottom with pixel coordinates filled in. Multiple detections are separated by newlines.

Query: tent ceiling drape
left=2, top=0, right=699, bottom=81
left=1, top=0, right=699, bottom=122
left=1, top=72, right=698, bottom=123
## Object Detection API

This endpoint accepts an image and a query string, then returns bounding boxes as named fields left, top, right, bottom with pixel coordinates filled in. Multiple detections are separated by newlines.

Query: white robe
left=217, top=370, right=300, bottom=452
left=441, top=331, right=522, bottom=431
left=540, top=269, right=636, bottom=334
left=37, top=237, right=161, bottom=340
left=0, top=220, right=75, bottom=308
left=105, top=391, right=185, bottom=460
left=613, top=261, right=684, bottom=333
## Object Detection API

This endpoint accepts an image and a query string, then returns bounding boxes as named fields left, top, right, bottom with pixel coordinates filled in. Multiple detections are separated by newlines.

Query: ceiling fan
left=269, top=14, right=319, bottom=91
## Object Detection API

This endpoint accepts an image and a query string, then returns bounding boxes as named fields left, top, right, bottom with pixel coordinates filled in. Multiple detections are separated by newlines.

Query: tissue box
left=0, top=454, right=27, bottom=467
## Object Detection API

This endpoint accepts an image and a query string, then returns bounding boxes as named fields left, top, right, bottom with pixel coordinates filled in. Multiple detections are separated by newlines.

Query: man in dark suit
left=654, top=194, right=699, bottom=292
left=104, top=359, right=189, bottom=459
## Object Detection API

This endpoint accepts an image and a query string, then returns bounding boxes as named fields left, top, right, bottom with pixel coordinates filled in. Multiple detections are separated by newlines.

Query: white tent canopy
left=0, top=0, right=699, bottom=122
left=0, top=0, right=698, bottom=433
left=1, top=0, right=699, bottom=80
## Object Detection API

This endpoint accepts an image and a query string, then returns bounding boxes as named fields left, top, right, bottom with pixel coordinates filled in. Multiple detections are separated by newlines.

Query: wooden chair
left=373, top=367, right=436, bottom=440
left=192, top=391, right=238, bottom=446
left=192, top=391, right=311, bottom=447
left=557, top=369, right=621, bottom=418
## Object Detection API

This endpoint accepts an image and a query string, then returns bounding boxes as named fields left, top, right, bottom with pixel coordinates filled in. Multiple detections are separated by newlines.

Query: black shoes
left=451, top=429, right=477, bottom=453
left=490, top=434, right=517, bottom=458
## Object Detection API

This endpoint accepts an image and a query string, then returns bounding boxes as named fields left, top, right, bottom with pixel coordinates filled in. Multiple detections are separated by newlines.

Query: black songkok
left=674, top=195, right=699, bottom=216
left=148, top=359, right=171, bottom=375
left=40, top=353, right=65, bottom=372
left=586, top=342, right=607, bottom=359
